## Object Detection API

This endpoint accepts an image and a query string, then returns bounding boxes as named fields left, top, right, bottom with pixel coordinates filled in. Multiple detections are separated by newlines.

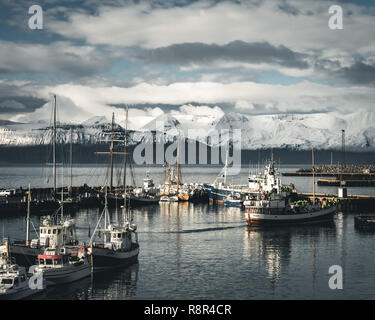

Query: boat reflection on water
left=243, top=221, right=336, bottom=288
left=91, top=263, right=139, bottom=300
left=40, top=263, right=139, bottom=300
left=43, top=275, right=93, bottom=300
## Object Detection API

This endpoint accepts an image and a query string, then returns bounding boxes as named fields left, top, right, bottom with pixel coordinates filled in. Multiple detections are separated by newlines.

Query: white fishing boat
left=34, top=246, right=91, bottom=286
left=89, top=188, right=139, bottom=271
left=9, top=212, right=79, bottom=267
left=245, top=148, right=337, bottom=226
left=0, top=242, right=45, bottom=300
left=9, top=181, right=80, bottom=267
left=205, top=153, right=290, bottom=204
left=245, top=196, right=337, bottom=226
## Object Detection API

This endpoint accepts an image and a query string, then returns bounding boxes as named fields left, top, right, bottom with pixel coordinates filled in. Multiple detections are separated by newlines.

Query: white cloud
left=0, top=40, right=111, bottom=76
left=47, top=0, right=375, bottom=57
left=8, top=80, right=375, bottom=124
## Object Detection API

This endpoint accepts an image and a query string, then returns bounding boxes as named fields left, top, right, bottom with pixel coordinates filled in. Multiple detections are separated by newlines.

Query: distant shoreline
left=0, top=145, right=374, bottom=165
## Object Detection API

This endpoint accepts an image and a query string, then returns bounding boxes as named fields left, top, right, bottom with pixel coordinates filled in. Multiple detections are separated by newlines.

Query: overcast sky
left=0, top=0, right=374, bottom=124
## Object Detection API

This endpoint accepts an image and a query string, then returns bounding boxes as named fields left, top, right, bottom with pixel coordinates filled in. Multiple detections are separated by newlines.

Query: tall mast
left=224, top=148, right=228, bottom=185
left=69, top=127, right=73, bottom=194
left=312, top=147, right=315, bottom=205
left=110, top=113, right=115, bottom=192
left=176, top=138, right=180, bottom=192
left=95, top=113, right=126, bottom=193
left=61, top=164, right=64, bottom=218
left=26, top=184, right=31, bottom=244
left=168, top=165, right=171, bottom=194
left=53, top=94, right=57, bottom=195
left=123, top=108, right=128, bottom=193
left=163, top=164, right=166, bottom=192
left=122, top=108, right=128, bottom=225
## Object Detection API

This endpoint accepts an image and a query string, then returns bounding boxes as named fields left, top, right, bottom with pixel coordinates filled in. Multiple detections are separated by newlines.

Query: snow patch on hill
left=0, top=111, right=375, bottom=151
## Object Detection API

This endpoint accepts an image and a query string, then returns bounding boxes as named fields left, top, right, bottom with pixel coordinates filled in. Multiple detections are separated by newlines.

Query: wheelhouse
left=37, top=254, right=68, bottom=267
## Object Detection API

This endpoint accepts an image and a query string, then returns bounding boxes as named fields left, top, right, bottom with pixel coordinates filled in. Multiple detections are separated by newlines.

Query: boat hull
left=129, top=195, right=160, bottom=206
left=246, top=206, right=337, bottom=226
left=91, top=244, right=139, bottom=271
left=0, top=286, right=45, bottom=300
left=224, top=200, right=243, bottom=208
left=41, top=262, right=91, bottom=286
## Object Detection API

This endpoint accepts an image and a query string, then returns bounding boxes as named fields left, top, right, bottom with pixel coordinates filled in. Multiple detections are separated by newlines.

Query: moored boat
left=245, top=148, right=338, bottom=226
left=88, top=189, right=139, bottom=271
left=245, top=198, right=337, bottom=226
left=0, top=242, right=46, bottom=300
left=224, top=193, right=243, bottom=208
left=34, top=246, right=91, bottom=286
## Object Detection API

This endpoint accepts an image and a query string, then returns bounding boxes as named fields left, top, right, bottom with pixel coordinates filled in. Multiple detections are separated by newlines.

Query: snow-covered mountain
left=0, top=111, right=375, bottom=151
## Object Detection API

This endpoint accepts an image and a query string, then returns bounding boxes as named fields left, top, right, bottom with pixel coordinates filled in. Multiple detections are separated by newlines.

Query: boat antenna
left=312, top=147, right=315, bottom=205
left=69, top=127, right=73, bottom=195
left=52, top=94, right=57, bottom=197
left=122, top=107, right=128, bottom=224
left=177, top=136, right=180, bottom=193
left=61, top=163, right=64, bottom=218
left=110, top=113, right=115, bottom=193
left=123, top=107, right=128, bottom=194
left=26, top=184, right=31, bottom=244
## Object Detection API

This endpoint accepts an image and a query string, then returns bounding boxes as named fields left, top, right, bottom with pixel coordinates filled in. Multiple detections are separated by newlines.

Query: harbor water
left=0, top=165, right=374, bottom=300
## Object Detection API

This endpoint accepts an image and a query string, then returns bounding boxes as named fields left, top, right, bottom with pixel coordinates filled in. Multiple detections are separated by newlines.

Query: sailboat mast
left=312, top=147, right=315, bottom=205
left=110, top=113, right=115, bottom=192
left=122, top=108, right=128, bottom=224
left=224, top=148, right=228, bottom=185
left=168, top=165, right=171, bottom=194
left=69, top=127, right=73, bottom=193
left=176, top=138, right=180, bottom=192
left=53, top=94, right=57, bottom=195
left=163, top=164, right=166, bottom=192
left=123, top=108, right=128, bottom=193
left=104, top=186, right=108, bottom=230
left=61, top=164, right=64, bottom=218
left=26, top=184, right=31, bottom=244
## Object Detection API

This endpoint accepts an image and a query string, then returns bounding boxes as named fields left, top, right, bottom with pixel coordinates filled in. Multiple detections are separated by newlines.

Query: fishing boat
left=245, top=194, right=337, bottom=226
left=204, top=153, right=285, bottom=204
left=0, top=242, right=45, bottom=300
left=245, top=148, right=337, bottom=226
left=128, top=172, right=160, bottom=206
left=89, top=187, right=139, bottom=271
left=34, top=245, right=91, bottom=286
left=188, top=184, right=209, bottom=203
left=8, top=185, right=79, bottom=267
left=178, top=187, right=190, bottom=202
left=142, top=171, right=159, bottom=196
left=224, top=192, right=243, bottom=208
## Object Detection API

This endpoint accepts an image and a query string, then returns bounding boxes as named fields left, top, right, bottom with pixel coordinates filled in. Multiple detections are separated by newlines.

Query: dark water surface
left=0, top=165, right=374, bottom=300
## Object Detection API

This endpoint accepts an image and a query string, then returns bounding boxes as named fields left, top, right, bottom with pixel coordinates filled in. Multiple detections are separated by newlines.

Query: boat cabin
left=109, top=227, right=132, bottom=251
left=36, top=216, right=77, bottom=248
left=37, top=253, right=69, bottom=267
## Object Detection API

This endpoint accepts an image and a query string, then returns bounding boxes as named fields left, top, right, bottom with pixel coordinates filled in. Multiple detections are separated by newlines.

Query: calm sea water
left=0, top=165, right=374, bottom=300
